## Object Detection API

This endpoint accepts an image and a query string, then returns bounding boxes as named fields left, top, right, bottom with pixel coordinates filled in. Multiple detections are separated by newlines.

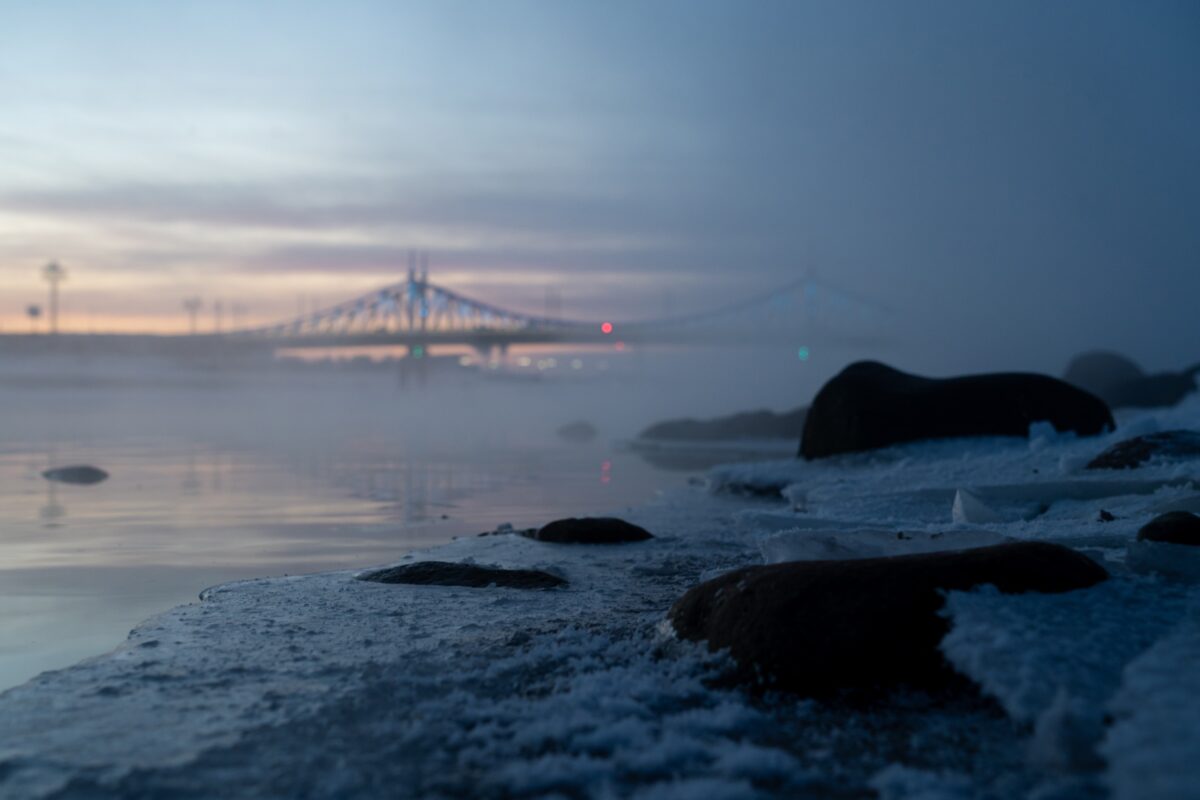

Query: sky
left=0, top=0, right=1197, bottom=371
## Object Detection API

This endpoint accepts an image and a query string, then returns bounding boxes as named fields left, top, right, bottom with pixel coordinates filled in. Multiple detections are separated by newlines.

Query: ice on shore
left=2, top=395, right=1200, bottom=797
left=1103, top=604, right=1200, bottom=800
left=759, top=527, right=1009, bottom=563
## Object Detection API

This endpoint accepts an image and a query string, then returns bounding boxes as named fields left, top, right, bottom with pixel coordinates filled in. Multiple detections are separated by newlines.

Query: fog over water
left=1, top=0, right=1198, bottom=754
left=0, top=344, right=827, bottom=691
left=4, top=3, right=1200, bottom=798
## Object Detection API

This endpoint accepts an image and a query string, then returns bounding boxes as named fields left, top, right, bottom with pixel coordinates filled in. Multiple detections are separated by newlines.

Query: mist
left=1, top=0, right=1197, bottom=375
left=3, top=3, right=1200, bottom=797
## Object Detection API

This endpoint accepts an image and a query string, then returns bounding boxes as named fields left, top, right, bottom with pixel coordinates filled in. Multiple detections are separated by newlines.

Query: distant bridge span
left=229, top=270, right=873, bottom=350
left=0, top=271, right=884, bottom=357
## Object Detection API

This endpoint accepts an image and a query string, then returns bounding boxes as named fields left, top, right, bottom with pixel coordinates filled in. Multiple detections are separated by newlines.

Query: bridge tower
left=405, top=251, right=417, bottom=332
left=418, top=251, right=429, bottom=334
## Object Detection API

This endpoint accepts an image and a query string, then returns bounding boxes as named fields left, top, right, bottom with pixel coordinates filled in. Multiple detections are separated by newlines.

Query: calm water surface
left=0, top=365, right=721, bottom=691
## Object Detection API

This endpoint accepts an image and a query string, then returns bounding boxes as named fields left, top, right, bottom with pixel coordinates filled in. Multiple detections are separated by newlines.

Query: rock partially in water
left=1137, top=512, right=1200, bottom=547
left=357, top=561, right=566, bottom=589
left=1104, top=371, right=1199, bottom=409
left=1064, top=351, right=1200, bottom=409
left=42, top=465, right=109, bottom=485
left=477, top=522, right=536, bottom=538
left=1086, top=430, right=1200, bottom=470
left=556, top=421, right=597, bottom=443
left=1064, top=351, right=1146, bottom=398
left=800, top=361, right=1115, bottom=460
left=639, top=406, right=808, bottom=442
left=669, top=541, right=1108, bottom=695
left=525, top=517, right=653, bottom=544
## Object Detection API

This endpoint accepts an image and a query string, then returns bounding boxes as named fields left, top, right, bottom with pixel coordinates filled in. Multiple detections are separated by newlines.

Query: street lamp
left=183, top=297, right=202, bottom=334
left=41, top=261, right=66, bottom=334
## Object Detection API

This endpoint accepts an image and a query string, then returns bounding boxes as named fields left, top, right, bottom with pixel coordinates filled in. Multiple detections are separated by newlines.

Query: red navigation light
left=600, top=322, right=613, bottom=334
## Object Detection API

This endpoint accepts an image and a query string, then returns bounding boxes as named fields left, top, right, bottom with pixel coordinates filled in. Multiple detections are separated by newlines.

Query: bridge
left=0, top=270, right=884, bottom=359
left=227, top=269, right=881, bottom=352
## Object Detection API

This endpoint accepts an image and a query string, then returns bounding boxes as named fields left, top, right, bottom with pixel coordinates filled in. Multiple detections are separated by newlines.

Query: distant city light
left=411, top=345, right=425, bottom=358
left=600, top=322, right=613, bottom=334
left=614, top=341, right=626, bottom=352
left=797, top=346, right=810, bottom=361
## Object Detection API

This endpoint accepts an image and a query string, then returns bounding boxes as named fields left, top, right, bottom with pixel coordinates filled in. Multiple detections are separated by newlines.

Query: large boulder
left=1137, top=512, right=1200, bottom=547
left=669, top=542, right=1108, bottom=695
left=1086, top=430, right=1200, bottom=470
left=524, top=517, right=653, bottom=544
left=1064, top=351, right=1145, bottom=398
left=358, top=561, right=566, bottom=589
left=1064, top=351, right=1199, bottom=409
left=800, top=361, right=1115, bottom=460
left=1102, top=370, right=1199, bottom=409
left=42, top=465, right=109, bottom=485
left=640, top=407, right=808, bottom=442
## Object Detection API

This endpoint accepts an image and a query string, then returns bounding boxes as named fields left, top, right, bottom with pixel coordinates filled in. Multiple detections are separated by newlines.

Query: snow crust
left=759, top=527, right=1009, bottom=563
left=2, top=394, right=1200, bottom=798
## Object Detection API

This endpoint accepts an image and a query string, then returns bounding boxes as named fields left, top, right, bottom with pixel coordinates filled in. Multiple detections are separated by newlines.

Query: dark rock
left=526, top=517, right=653, bottom=544
left=1103, top=371, right=1198, bottom=409
left=1137, top=512, right=1200, bottom=547
left=800, top=361, right=1115, bottom=460
left=42, top=465, right=109, bottom=485
left=669, top=541, right=1108, bottom=695
left=1086, top=430, right=1200, bottom=470
left=717, top=480, right=789, bottom=500
left=358, top=561, right=566, bottom=589
left=1064, top=351, right=1146, bottom=397
left=1064, top=351, right=1199, bottom=409
left=478, top=523, right=536, bottom=538
left=1098, top=509, right=1116, bottom=522
left=556, top=421, right=598, bottom=443
left=640, top=407, right=808, bottom=442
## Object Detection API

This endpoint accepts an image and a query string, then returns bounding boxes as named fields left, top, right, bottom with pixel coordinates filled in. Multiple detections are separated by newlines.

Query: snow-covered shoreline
left=2, top=396, right=1200, bottom=799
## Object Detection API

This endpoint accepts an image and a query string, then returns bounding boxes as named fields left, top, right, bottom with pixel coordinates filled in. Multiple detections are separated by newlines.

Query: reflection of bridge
left=231, top=270, right=878, bottom=352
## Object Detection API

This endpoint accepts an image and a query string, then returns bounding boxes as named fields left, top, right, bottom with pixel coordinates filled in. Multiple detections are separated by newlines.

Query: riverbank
left=2, top=394, right=1198, bottom=798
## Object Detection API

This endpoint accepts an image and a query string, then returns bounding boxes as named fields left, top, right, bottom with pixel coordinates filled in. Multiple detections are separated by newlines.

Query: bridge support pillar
left=396, top=342, right=431, bottom=389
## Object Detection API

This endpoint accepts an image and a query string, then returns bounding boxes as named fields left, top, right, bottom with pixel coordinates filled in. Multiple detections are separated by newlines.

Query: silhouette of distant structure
left=41, top=262, right=66, bottom=334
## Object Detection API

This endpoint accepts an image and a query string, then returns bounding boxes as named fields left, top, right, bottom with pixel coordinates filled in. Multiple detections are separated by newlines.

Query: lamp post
left=183, top=297, right=202, bottom=334
left=41, top=261, right=66, bottom=334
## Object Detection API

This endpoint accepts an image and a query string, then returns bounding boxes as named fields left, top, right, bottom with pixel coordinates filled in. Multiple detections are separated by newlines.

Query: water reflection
left=0, top=403, right=693, bottom=693
left=0, top=355, right=810, bottom=693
